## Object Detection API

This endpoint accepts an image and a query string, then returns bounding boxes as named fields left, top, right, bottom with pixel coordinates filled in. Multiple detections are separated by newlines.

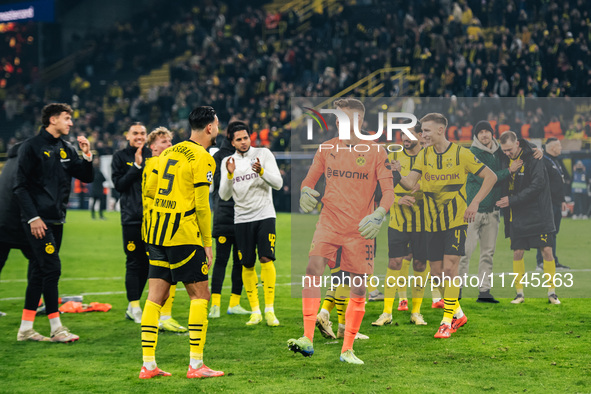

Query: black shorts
left=147, top=244, right=208, bottom=284
left=426, top=226, right=467, bottom=261
left=511, top=233, right=555, bottom=251
left=235, top=218, right=276, bottom=268
left=388, top=227, right=428, bottom=261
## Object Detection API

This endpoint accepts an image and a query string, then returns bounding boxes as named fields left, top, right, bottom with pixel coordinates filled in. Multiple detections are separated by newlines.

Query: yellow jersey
left=388, top=149, right=425, bottom=232
left=141, top=156, right=157, bottom=242
left=411, top=143, right=485, bottom=232
left=145, top=140, right=215, bottom=247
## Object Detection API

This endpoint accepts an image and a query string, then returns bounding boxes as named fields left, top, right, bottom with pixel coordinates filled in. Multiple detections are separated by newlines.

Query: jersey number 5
left=159, top=159, right=178, bottom=196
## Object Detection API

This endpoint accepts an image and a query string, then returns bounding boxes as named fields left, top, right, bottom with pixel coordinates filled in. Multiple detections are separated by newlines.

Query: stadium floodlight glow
left=304, top=108, right=418, bottom=141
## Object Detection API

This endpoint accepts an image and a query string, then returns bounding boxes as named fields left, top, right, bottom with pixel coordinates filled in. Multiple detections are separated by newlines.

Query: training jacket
left=0, top=143, right=27, bottom=245
left=219, top=147, right=282, bottom=224
left=112, top=144, right=151, bottom=225
left=14, top=128, right=94, bottom=224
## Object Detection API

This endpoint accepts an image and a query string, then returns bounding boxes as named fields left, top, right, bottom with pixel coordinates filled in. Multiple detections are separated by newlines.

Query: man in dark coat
left=496, top=131, right=560, bottom=305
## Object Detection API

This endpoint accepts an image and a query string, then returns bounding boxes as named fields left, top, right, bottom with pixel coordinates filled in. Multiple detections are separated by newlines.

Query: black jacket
left=0, top=143, right=27, bottom=246
left=14, top=128, right=94, bottom=224
left=501, top=139, right=556, bottom=238
left=212, top=138, right=235, bottom=237
left=111, top=144, right=151, bottom=225
left=90, top=165, right=107, bottom=198
left=542, top=153, right=566, bottom=205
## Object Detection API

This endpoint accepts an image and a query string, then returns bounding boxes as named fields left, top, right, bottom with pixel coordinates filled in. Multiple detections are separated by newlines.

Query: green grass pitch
left=0, top=211, right=590, bottom=392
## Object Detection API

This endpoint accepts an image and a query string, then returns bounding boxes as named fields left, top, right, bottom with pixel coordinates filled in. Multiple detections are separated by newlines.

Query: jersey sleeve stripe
left=184, top=208, right=196, bottom=217
left=411, top=168, right=422, bottom=174
left=152, top=169, right=158, bottom=174
left=194, top=182, right=210, bottom=188
left=474, top=165, right=485, bottom=176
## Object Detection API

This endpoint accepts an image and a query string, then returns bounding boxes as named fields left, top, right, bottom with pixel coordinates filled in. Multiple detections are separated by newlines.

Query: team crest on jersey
left=127, top=241, right=136, bottom=251
left=201, top=263, right=208, bottom=275
left=310, top=242, right=315, bottom=252
left=206, top=171, right=213, bottom=183
left=60, top=149, right=67, bottom=159
left=219, top=236, right=226, bottom=244
left=45, top=243, right=55, bottom=254
left=356, top=156, right=366, bottom=166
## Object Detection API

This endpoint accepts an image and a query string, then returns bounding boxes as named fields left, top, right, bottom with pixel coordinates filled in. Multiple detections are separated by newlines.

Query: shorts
left=426, top=225, right=467, bottom=261
left=388, top=227, right=428, bottom=261
left=235, top=218, right=276, bottom=268
left=511, top=232, right=555, bottom=251
left=147, top=244, right=208, bottom=284
left=309, top=226, right=374, bottom=275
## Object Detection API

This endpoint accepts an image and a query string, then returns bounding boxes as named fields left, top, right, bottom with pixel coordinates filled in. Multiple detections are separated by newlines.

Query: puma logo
left=452, top=244, right=459, bottom=250
left=43, top=151, right=50, bottom=157
left=541, top=235, right=547, bottom=242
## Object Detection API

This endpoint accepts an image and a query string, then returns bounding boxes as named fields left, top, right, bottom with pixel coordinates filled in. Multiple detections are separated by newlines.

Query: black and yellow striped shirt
left=388, top=149, right=425, bottom=232
left=411, top=143, right=485, bottom=232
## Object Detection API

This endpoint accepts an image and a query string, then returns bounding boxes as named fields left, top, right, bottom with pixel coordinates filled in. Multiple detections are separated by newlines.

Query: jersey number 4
left=159, top=159, right=178, bottom=196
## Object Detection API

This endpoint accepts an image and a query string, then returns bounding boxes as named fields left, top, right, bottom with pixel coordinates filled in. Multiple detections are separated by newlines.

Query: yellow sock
left=130, top=300, right=141, bottom=309
left=335, top=284, right=350, bottom=325
left=321, top=289, right=336, bottom=313
left=513, top=259, right=525, bottom=294
left=384, top=267, right=398, bottom=314
left=211, top=293, right=221, bottom=308
left=141, top=300, right=161, bottom=363
left=189, top=299, right=208, bottom=360
left=399, top=259, right=411, bottom=299
left=161, top=285, right=176, bottom=317
left=442, top=280, right=460, bottom=325
left=260, top=261, right=276, bottom=309
left=543, top=259, right=556, bottom=294
left=367, top=276, right=379, bottom=293
left=229, top=293, right=241, bottom=308
left=242, top=266, right=260, bottom=312
left=411, top=268, right=428, bottom=314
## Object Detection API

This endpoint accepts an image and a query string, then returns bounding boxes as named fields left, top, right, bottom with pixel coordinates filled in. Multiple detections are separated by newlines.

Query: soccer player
left=112, top=122, right=152, bottom=323
left=373, top=124, right=430, bottom=327
left=208, top=121, right=250, bottom=318
left=141, top=127, right=187, bottom=333
left=458, top=121, right=528, bottom=303
left=14, top=103, right=94, bottom=342
left=219, top=122, right=283, bottom=326
left=139, top=106, right=223, bottom=379
left=287, top=98, right=395, bottom=364
left=496, top=131, right=560, bottom=305
left=400, top=113, right=496, bottom=339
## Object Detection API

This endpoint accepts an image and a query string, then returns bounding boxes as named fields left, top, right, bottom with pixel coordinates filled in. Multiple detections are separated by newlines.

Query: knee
left=413, top=261, right=427, bottom=272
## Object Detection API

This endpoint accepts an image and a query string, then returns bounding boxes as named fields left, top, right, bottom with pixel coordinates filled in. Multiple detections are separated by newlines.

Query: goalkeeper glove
left=300, top=186, right=320, bottom=213
left=358, top=207, right=387, bottom=239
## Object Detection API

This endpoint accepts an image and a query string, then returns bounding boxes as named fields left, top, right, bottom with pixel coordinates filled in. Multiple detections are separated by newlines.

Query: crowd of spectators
left=1, top=0, right=591, bottom=155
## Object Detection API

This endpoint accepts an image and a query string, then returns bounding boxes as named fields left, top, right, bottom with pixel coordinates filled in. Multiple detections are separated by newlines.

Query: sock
left=442, top=280, right=460, bottom=326
left=513, top=258, right=525, bottom=295
left=260, top=261, right=276, bottom=310
left=399, top=259, right=411, bottom=299
left=431, top=283, right=442, bottom=303
left=411, top=268, right=428, bottom=314
left=367, top=276, right=378, bottom=293
left=160, top=284, right=177, bottom=319
left=384, top=267, right=398, bottom=314
left=210, top=293, right=221, bottom=308
left=229, top=293, right=241, bottom=308
left=264, top=306, right=274, bottom=313
left=242, top=266, right=260, bottom=312
left=141, top=300, right=161, bottom=363
left=453, top=304, right=464, bottom=319
left=129, top=300, right=141, bottom=315
left=341, top=297, right=365, bottom=353
left=48, top=312, right=62, bottom=332
left=321, top=289, right=336, bottom=314
left=302, top=275, right=321, bottom=341
left=335, top=284, right=350, bottom=326
left=543, top=259, right=556, bottom=294
left=189, top=299, right=208, bottom=368
left=19, top=309, right=36, bottom=331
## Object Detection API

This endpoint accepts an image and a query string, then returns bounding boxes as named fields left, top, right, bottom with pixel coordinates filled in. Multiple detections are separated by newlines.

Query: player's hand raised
left=300, top=186, right=320, bottom=213
left=135, top=144, right=144, bottom=167
left=77, top=136, right=91, bottom=155
left=252, top=157, right=263, bottom=174
left=226, top=157, right=236, bottom=174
